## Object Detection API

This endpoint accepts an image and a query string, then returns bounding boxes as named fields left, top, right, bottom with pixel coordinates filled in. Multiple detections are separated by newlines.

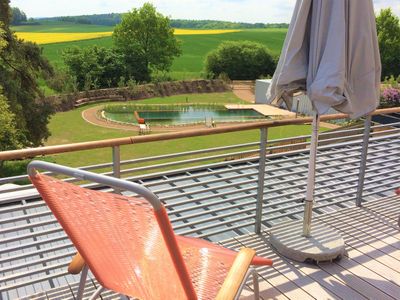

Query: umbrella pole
left=270, top=110, right=344, bottom=262
left=303, top=111, right=320, bottom=237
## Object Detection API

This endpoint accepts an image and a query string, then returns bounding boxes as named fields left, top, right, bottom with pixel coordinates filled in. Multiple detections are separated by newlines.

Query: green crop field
left=37, top=28, right=287, bottom=77
left=13, top=23, right=287, bottom=77
left=41, top=37, right=113, bottom=68
left=171, top=29, right=287, bottom=79
left=11, top=21, right=113, bottom=32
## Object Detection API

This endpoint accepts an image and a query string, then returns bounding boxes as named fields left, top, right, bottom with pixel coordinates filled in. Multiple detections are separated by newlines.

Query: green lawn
left=44, top=92, right=324, bottom=170
left=40, top=28, right=287, bottom=75
left=46, top=93, right=247, bottom=145
left=1, top=92, right=326, bottom=178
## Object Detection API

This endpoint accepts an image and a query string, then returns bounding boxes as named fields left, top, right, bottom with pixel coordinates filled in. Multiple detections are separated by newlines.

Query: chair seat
left=177, top=236, right=272, bottom=299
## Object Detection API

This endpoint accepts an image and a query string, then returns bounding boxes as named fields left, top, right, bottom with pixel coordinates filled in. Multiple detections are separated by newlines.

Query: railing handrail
left=1, top=107, right=399, bottom=161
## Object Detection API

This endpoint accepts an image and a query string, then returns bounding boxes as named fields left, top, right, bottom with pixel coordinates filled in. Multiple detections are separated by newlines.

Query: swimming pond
left=104, top=106, right=267, bottom=125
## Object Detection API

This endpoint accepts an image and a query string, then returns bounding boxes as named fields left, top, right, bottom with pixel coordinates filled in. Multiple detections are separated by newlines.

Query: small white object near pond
left=139, top=124, right=150, bottom=135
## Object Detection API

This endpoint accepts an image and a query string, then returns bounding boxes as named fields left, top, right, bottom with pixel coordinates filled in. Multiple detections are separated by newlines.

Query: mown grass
left=43, top=92, right=323, bottom=169
left=2, top=92, right=326, bottom=177
left=46, top=93, right=246, bottom=145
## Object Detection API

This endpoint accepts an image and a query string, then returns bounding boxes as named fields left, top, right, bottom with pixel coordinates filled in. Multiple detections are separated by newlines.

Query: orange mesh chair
left=28, top=161, right=272, bottom=300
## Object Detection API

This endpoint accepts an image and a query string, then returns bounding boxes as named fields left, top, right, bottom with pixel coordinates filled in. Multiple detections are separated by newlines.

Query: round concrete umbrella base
left=270, top=221, right=346, bottom=263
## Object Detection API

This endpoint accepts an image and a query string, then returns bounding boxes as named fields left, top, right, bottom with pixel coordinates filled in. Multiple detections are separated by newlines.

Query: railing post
left=356, top=115, right=372, bottom=207
left=255, top=127, right=268, bottom=234
left=112, top=146, right=121, bottom=178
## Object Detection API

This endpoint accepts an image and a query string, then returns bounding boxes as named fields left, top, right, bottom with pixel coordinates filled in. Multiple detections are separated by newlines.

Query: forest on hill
left=34, top=13, right=289, bottom=29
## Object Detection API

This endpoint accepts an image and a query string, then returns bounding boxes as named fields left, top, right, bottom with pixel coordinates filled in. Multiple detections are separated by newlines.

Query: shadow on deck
left=15, top=195, right=400, bottom=300
left=223, top=195, right=400, bottom=300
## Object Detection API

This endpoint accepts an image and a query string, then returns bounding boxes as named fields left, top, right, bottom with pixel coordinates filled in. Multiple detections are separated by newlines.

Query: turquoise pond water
left=104, top=107, right=267, bottom=125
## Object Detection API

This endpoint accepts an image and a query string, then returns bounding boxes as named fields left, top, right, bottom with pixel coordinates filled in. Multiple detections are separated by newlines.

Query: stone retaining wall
left=46, top=80, right=230, bottom=112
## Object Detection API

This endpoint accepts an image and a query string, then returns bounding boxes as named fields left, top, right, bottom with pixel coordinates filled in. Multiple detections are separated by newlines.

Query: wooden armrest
left=68, top=252, right=86, bottom=274
left=216, top=248, right=256, bottom=300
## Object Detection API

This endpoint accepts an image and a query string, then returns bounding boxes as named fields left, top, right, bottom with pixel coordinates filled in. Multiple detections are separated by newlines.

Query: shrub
left=62, top=46, right=125, bottom=90
left=151, top=71, right=173, bottom=83
left=383, top=75, right=400, bottom=88
left=381, top=87, right=400, bottom=107
left=205, top=41, right=276, bottom=80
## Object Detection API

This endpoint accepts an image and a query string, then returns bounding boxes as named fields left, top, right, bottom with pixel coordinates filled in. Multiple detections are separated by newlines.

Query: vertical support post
left=255, top=127, right=268, bottom=234
left=303, top=112, right=320, bottom=237
left=295, top=98, right=300, bottom=118
left=112, top=146, right=121, bottom=179
left=356, top=115, right=372, bottom=207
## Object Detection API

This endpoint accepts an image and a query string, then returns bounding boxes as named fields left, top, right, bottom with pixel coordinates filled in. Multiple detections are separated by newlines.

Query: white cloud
left=9, top=0, right=400, bottom=22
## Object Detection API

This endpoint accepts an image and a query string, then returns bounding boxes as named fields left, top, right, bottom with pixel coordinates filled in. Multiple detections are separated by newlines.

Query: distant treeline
left=171, top=19, right=289, bottom=29
left=37, top=14, right=122, bottom=26
left=36, top=14, right=288, bottom=29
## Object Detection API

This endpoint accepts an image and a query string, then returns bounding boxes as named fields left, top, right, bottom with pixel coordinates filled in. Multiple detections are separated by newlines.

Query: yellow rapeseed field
left=15, top=32, right=113, bottom=44
left=16, top=29, right=241, bottom=44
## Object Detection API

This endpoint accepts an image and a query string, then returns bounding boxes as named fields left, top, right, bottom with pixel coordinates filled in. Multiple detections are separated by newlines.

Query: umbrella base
left=270, top=221, right=345, bottom=263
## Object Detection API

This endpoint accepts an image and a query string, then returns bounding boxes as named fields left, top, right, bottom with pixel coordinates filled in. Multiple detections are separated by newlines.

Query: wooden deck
left=225, top=104, right=296, bottom=117
left=20, top=195, right=400, bottom=300
left=220, top=195, right=400, bottom=300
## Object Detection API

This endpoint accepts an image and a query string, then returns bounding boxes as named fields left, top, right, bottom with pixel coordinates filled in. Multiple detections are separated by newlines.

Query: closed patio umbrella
left=266, top=0, right=381, bottom=261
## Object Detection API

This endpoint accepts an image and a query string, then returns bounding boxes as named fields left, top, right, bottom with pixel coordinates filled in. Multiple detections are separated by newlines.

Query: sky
left=9, top=0, right=400, bottom=23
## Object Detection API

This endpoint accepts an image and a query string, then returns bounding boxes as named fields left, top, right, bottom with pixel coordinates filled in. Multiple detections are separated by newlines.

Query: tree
left=113, top=3, right=181, bottom=82
left=0, top=26, right=22, bottom=157
left=11, top=7, right=27, bottom=25
left=0, top=88, right=22, bottom=152
left=376, top=8, right=400, bottom=79
left=63, top=46, right=125, bottom=90
left=205, top=41, right=276, bottom=80
left=0, top=1, right=54, bottom=147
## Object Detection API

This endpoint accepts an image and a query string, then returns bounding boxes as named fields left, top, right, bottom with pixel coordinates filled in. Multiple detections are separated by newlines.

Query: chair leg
left=233, top=267, right=259, bottom=300
left=234, top=268, right=253, bottom=300
left=88, top=286, right=105, bottom=300
left=251, top=268, right=259, bottom=300
left=76, top=265, right=88, bottom=300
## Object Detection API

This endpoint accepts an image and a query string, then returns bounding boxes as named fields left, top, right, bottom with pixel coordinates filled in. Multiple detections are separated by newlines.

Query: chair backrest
left=29, top=172, right=196, bottom=300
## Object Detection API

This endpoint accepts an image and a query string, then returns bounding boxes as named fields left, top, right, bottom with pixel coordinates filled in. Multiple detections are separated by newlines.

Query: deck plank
left=317, top=207, right=400, bottom=257
left=18, top=196, right=400, bottom=300
left=365, top=196, right=400, bottom=225
left=312, top=221, right=400, bottom=298
left=219, top=197, right=400, bottom=300
left=219, top=239, right=290, bottom=300
left=233, top=234, right=360, bottom=300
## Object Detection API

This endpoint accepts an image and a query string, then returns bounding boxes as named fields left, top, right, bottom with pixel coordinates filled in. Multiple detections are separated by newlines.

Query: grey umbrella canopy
left=267, top=0, right=381, bottom=118
left=267, top=0, right=381, bottom=246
